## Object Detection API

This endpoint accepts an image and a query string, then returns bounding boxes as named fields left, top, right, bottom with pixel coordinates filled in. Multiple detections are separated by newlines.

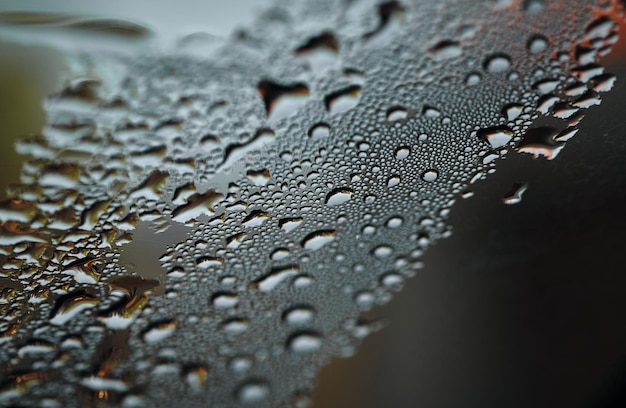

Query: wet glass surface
left=1, top=1, right=626, bottom=407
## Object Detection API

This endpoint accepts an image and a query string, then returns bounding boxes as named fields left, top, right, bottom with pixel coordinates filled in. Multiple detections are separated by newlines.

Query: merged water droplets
left=0, top=0, right=623, bottom=406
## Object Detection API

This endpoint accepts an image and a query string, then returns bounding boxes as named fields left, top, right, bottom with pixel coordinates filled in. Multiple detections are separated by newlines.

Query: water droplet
left=381, top=272, right=404, bottom=289
left=247, top=169, right=271, bottom=186
left=283, top=306, right=315, bottom=325
left=172, top=190, right=223, bottom=223
left=270, top=248, right=290, bottom=261
left=255, top=265, right=300, bottom=292
left=517, top=126, right=564, bottom=160
left=387, top=176, right=401, bottom=188
left=465, top=72, right=481, bottom=86
left=591, top=73, right=616, bottom=92
left=196, top=256, right=224, bottom=269
left=527, top=34, right=548, bottom=53
left=279, top=217, right=303, bottom=233
left=502, top=103, right=523, bottom=121
left=372, top=245, right=393, bottom=259
left=325, top=188, right=353, bottom=206
left=422, top=105, right=441, bottom=118
left=533, top=78, right=559, bottom=94
left=502, top=182, right=528, bottom=205
left=222, top=318, right=249, bottom=334
left=429, top=40, right=462, bottom=60
left=258, top=80, right=310, bottom=121
left=523, top=0, right=545, bottom=13
left=212, top=292, right=239, bottom=309
left=230, top=356, right=253, bottom=374
left=386, top=107, right=408, bottom=122
left=287, top=331, right=323, bottom=353
left=301, top=230, right=336, bottom=251
left=483, top=53, right=511, bottom=73
left=143, top=320, right=177, bottom=344
left=49, top=290, right=99, bottom=326
left=386, top=216, right=404, bottom=228
left=296, top=32, right=339, bottom=71
left=243, top=210, right=270, bottom=228
left=237, top=380, right=270, bottom=404
left=325, top=85, right=361, bottom=115
left=395, top=146, right=410, bottom=160
left=421, top=169, right=438, bottom=182
left=476, top=126, right=513, bottom=149
left=571, top=63, right=604, bottom=83
left=308, top=123, right=330, bottom=139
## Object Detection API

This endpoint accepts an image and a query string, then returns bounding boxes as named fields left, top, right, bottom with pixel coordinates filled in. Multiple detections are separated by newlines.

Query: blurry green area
left=0, top=42, right=62, bottom=200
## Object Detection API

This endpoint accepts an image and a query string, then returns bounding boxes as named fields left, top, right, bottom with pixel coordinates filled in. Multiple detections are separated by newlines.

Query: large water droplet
left=301, top=230, right=336, bottom=250
left=287, top=331, right=323, bottom=353
left=476, top=126, right=513, bottom=149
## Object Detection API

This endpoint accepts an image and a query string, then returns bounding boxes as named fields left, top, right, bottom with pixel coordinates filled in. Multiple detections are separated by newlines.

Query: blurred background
left=1, top=1, right=625, bottom=407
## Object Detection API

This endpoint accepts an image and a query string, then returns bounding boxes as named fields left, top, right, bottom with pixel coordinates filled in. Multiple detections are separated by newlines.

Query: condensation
left=0, top=0, right=623, bottom=407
